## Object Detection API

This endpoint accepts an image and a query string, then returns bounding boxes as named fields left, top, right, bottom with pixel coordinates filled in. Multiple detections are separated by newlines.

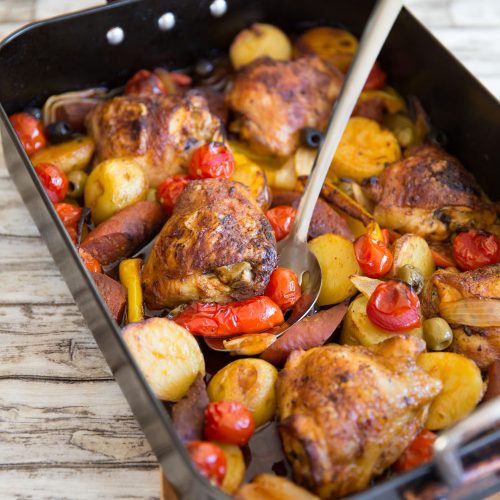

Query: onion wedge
left=440, top=298, right=500, bottom=328
left=350, top=275, right=383, bottom=298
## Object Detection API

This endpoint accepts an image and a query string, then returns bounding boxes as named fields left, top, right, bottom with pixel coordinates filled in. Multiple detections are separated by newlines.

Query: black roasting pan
left=0, top=1, right=499, bottom=498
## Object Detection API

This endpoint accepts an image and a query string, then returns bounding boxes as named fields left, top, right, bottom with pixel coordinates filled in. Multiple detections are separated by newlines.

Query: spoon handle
left=291, top=0, right=403, bottom=243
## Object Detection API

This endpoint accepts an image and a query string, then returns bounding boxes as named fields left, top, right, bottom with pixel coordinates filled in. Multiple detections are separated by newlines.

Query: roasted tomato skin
left=156, top=175, right=190, bottom=214
left=367, top=280, right=421, bottom=332
left=354, top=234, right=393, bottom=278
left=452, top=229, right=500, bottom=271
left=186, top=441, right=227, bottom=486
left=266, top=205, right=297, bottom=241
left=393, top=429, right=437, bottom=473
left=124, top=69, right=167, bottom=96
left=173, top=296, right=284, bottom=337
left=265, top=267, right=302, bottom=311
left=35, top=163, right=68, bottom=203
left=363, top=62, right=387, bottom=90
left=9, top=112, right=47, bottom=156
left=54, top=202, right=83, bottom=243
left=204, top=401, right=255, bottom=446
left=188, top=142, right=235, bottom=180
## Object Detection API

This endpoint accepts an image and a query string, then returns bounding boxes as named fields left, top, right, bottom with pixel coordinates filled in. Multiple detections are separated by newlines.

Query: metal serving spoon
left=206, top=0, right=403, bottom=353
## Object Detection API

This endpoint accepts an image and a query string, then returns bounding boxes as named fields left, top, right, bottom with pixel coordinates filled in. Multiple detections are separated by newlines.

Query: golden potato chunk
left=217, top=443, right=246, bottom=495
left=391, top=233, right=436, bottom=280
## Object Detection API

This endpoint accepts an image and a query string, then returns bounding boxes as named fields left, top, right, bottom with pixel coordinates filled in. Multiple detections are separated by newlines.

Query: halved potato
left=122, top=317, right=205, bottom=402
left=236, top=474, right=319, bottom=500
left=207, top=358, right=278, bottom=427
left=417, top=352, right=484, bottom=430
left=294, top=27, right=358, bottom=72
left=340, top=294, right=423, bottom=346
left=309, top=234, right=360, bottom=306
left=217, top=443, right=246, bottom=495
left=330, top=117, right=401, bottom=182
left=230, top=23, right=292, bottom=70
left=391, top=234, right=436, bottom=280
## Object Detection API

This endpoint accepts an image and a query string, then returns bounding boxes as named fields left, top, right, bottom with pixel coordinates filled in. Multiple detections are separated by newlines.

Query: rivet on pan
left=106, top=26, right=125, bottom=45
left=210, top=0, right=227, bottom=17
left=158, top=12, right=176, bottom=31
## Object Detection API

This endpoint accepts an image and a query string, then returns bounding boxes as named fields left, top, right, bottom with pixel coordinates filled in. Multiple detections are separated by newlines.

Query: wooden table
left=0, top=1, right=498, bottom=498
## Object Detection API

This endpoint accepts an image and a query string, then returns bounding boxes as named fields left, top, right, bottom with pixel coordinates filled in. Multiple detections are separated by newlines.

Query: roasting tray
left=0, top=1, right=499, bottom=498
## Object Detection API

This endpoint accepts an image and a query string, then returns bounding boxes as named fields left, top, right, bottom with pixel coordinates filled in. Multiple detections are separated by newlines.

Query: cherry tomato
left=186, top=441, right=227, bottom=486
left=452, top=229, right=500, bottom=271
left=174, top=296, right=284, bottom=337
left=124, top=69, right=167, bottom=96
left=204, top=401, right=255, bottom=446
left=363, top=62, right=387, bottom=90
left=367, top=280, right=421, bottom=332
left=265, top=267, right=302, bottom=311
left=188, top=142, right=235, bottom=180
left=266, top=205, right=297, bottom=241
left=381, top=228, right=391, bottom=247
left=54, top=202, right=82, bottom=243
left=354, top=234, right=393, bottom=278
left=393, top=429, right=437, bottom=473
left=430, top=248, right=455, bottom=268
left=157, top=175, right=190, bottom=214
left=34, top=163, right=68, bottom=203
left=78, top=248, right=102, bottom=273
left=9, top=112, right=47, bottom=156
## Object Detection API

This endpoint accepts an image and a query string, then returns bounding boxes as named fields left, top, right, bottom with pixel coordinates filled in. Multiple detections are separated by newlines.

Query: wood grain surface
left=0, top=0, right=498, bottom=498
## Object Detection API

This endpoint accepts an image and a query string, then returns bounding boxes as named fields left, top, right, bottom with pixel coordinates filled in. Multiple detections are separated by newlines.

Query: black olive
left=24, top=107, right=42, bottom=121
left=45, top=121, right=73, bottom=144
left=195, top=59, right=215, bottom=78
left=300, top=127, right=324, bottom=149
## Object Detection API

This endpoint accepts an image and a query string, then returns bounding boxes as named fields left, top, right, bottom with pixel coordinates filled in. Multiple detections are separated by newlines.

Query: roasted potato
left=231, top=151, right=272, bottom=210
left=340, top=295, right=423, bottom=346
left=236, top=474, right=319, bottom=500
left=218, top=443, right=246, bottom=495
left=391, top=234, right=435, bottom=280
left=230, top=23, right=292, bottom=70
left=91, top=272, right=127, bottom=323
left=31, top=136, right=95, bottom=173
left=122, top=317, right=205, bottom=401
left=417, top=352, right=484, bottom=430
left=85, top=157, right=148, bottom=224
left=207, top=358, right=278, bottom=427
left=294, top=27, right=358, bottom=72
left=330, top=117, right=401, bottom=182
left=309, top=234, right=360, bottom=306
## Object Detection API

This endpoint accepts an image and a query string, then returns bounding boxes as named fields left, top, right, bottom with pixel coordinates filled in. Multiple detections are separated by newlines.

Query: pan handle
left=433, top=396, right=500, bottom=488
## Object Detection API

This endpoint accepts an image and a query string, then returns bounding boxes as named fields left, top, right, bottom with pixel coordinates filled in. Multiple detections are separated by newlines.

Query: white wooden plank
left=450, top=0, right=500, bottom=27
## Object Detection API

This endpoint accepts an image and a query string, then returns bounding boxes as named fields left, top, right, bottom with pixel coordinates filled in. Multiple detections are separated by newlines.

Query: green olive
left=423, top=317, right=453, bottom=351
left=67, top=170, right=88, bottom=198
left=146, top=188, right=157, bottom=202
left=397, top=264, right=424, bottom=295
left=383, top=113, right=416, bottom=148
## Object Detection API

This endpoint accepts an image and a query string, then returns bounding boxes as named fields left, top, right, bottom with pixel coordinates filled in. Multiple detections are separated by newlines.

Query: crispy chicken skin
left=276, top=336, right=442, bottom=499
left=226, top=56, right=343, bottom=157
left=422, top=264, right=500, bottom=369
left=142, top=179, right=277, bottom=309
left=86, top=93, right=224, bottom=187
left=363, top=145, right=497, bottom=241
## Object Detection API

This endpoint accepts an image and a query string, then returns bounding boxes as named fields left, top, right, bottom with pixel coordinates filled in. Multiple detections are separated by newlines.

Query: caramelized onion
left=440, top=298, right=500, bottom=328
left=350, top=275, right=383, bottom=298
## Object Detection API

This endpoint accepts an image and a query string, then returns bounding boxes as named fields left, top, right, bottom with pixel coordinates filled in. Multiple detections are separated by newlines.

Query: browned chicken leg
left=86, top=93, right=224, bottom=187
left=363, top=145, right=497, bottom=241
left=142, top=179, right=277, bottom=309
left=226, top=56, right=343, bottom=157
left=276, top=336, right=442, bottom=498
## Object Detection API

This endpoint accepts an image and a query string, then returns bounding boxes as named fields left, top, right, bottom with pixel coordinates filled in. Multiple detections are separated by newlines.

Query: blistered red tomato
left=393, top=429, right=437, bottom=473
left=354, top=234, right=393, bottom=278
left=78, top=248, right=102, bottom=273
left=124, top=69, right=167, bottom=96
left=54, top=202, right=82, bottom=243
left=157, top=175, right=190, bottom=214
left=188, top=142, right=235, bottom=179
left=204, top=401, right=255, bottom=446
left=174, top=296, right=284, bottom=337
left=186, top=441, right=227, bottom=486
left=452, top=229, right=500, bottom=271
left=265, top=267, right=302, bottom=311
left=367, top=280, right=421, bottom=332
left=266, top=205, right=297, bottom=241
left=35, top=163, right=68, bottom=203
left=363, top=62, right=387, bottom=90
left=9, top=112, right=47, bottom=156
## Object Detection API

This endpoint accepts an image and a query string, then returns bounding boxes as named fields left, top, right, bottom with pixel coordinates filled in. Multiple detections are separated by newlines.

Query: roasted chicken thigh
left=276, top=336, right=442, bottom=498
left=142, top=179, right=277, bottom=309
left=226, top=56, right=343, bottom=157
left=363, top=145, right=497, bottom=241
left=86, top=93, right=224, bottom=187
